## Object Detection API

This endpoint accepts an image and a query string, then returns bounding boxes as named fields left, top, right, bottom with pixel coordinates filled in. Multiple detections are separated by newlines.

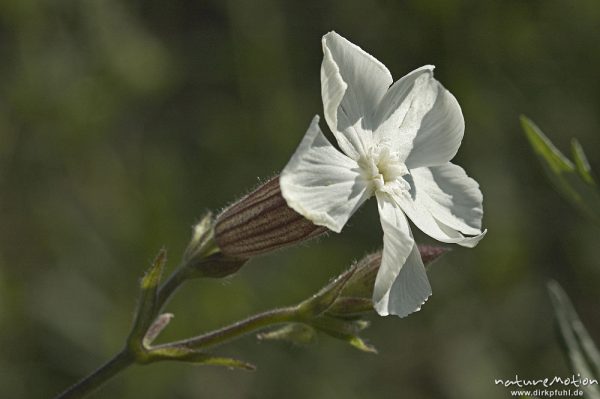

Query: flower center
left=360, top=147, right=410, bottom=193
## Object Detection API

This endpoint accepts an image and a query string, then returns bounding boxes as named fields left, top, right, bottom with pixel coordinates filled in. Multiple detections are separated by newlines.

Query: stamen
left=360, top=147, right=410, bottom=193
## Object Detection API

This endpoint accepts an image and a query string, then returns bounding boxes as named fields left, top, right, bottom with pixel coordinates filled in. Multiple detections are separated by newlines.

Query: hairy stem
left=155, top=306, right=300, bottom=350
left=155, top=264, right=195, bottom=310
left=54, top=271, right=301, bottom=399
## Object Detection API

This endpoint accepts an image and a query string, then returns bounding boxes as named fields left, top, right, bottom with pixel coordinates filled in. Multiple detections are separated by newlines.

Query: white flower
left=280, top=31, right=486, bottom=317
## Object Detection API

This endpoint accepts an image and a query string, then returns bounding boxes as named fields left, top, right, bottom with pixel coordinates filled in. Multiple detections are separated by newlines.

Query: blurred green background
left=1, top=0, right=599, bottom=398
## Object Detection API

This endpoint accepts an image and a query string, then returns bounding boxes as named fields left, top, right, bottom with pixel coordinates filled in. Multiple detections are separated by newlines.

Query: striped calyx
left=215, top=176, right=327, bottom=259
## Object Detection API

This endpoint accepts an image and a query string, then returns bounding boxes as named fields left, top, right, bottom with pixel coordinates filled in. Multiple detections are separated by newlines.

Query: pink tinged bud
left=214, top=176, right=327, bottom=259
left=417, top=244, right=451, bottom=265
left=328, top=245, right=450, bottom=316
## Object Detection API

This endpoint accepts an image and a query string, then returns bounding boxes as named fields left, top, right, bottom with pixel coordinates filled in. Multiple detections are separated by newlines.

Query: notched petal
left=372, top=193, right=431, bottom=318
left=377, top=243, right=432, bottom=318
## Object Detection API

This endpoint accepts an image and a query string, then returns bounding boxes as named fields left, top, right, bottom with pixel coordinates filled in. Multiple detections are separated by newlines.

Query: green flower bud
left=327, top=245, right=449, bottom=317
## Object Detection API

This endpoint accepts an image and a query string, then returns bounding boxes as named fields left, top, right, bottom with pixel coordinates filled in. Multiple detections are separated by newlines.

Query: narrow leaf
left=199, top=356, right=256, bottom=371
left=141, top=248, right=167, bottom=292
left=547, top=281, right=600, bottom=399
left=572, top=139, right=596, bottom=185
left=148, top=346, right=256, bottom=370
left=129, top=249, right=168, bottom=346
left=348, top=336, right=378, bottom=354
left=310, top=316, right=375, bottom=353
left=521, top=116, right=574, bottom=173
left=521, top=116, right=600, bottom=224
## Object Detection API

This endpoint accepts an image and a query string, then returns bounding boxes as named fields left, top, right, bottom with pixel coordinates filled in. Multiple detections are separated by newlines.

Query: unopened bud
left=297, top=263, right=357, bottom=317
left=339, top=252, right=382, bottom=299
left=215, top=176, right=327, bottom=259
left=328, top=245, right=450, bottom=316
left=418, top=244, right=451, bottom=265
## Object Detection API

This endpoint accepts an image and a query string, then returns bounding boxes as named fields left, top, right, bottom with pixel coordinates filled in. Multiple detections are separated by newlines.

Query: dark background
left=1, top=0, right=599, bottom=398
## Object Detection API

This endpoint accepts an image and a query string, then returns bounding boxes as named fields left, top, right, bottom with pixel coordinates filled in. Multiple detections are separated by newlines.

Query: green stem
left=154, top=306, right=300, bottom=350
left=54, top=349, right=134, bottom=399
left=54, top=227, right=303, bottom=399
left=53, top=267, right=192, bottom=399
left=155, top=264, right=194, bottom=310
left=54, top=274, right=300, bottom=399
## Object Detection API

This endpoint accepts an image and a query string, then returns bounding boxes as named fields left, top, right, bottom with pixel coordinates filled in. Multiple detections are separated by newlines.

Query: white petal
left=392, top=170, right=486, bottom=248
left=373, top=193, right=431, bottom=317
left=321, top=31, right=392, bottom=159
left=385, top=243, right=432, bottom=317
left=404, top=83, right=464, bottom=169
left=280, top=116, right=371, bottom=233
left=410, top=163, right=483, bottom=235
left=372, top=65, right=437, bottom=161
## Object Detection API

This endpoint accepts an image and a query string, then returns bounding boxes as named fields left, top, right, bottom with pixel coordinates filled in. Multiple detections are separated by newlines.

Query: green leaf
left=521, top=116, right=600, bottom=224
left=141, top=248, right=167, bottom=293
left=309, top=316, right=376, bottom=354
left=547, top=281, right=600, bottom=399
left=347, top=336, right=378, bottom=354
left=147, top=346, right=256, bottom=370
left=128, top=249, right=168, bottom=348
left=571, top=138, right=596, bottom=185
left=196, top=355, right=256, bottom=371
